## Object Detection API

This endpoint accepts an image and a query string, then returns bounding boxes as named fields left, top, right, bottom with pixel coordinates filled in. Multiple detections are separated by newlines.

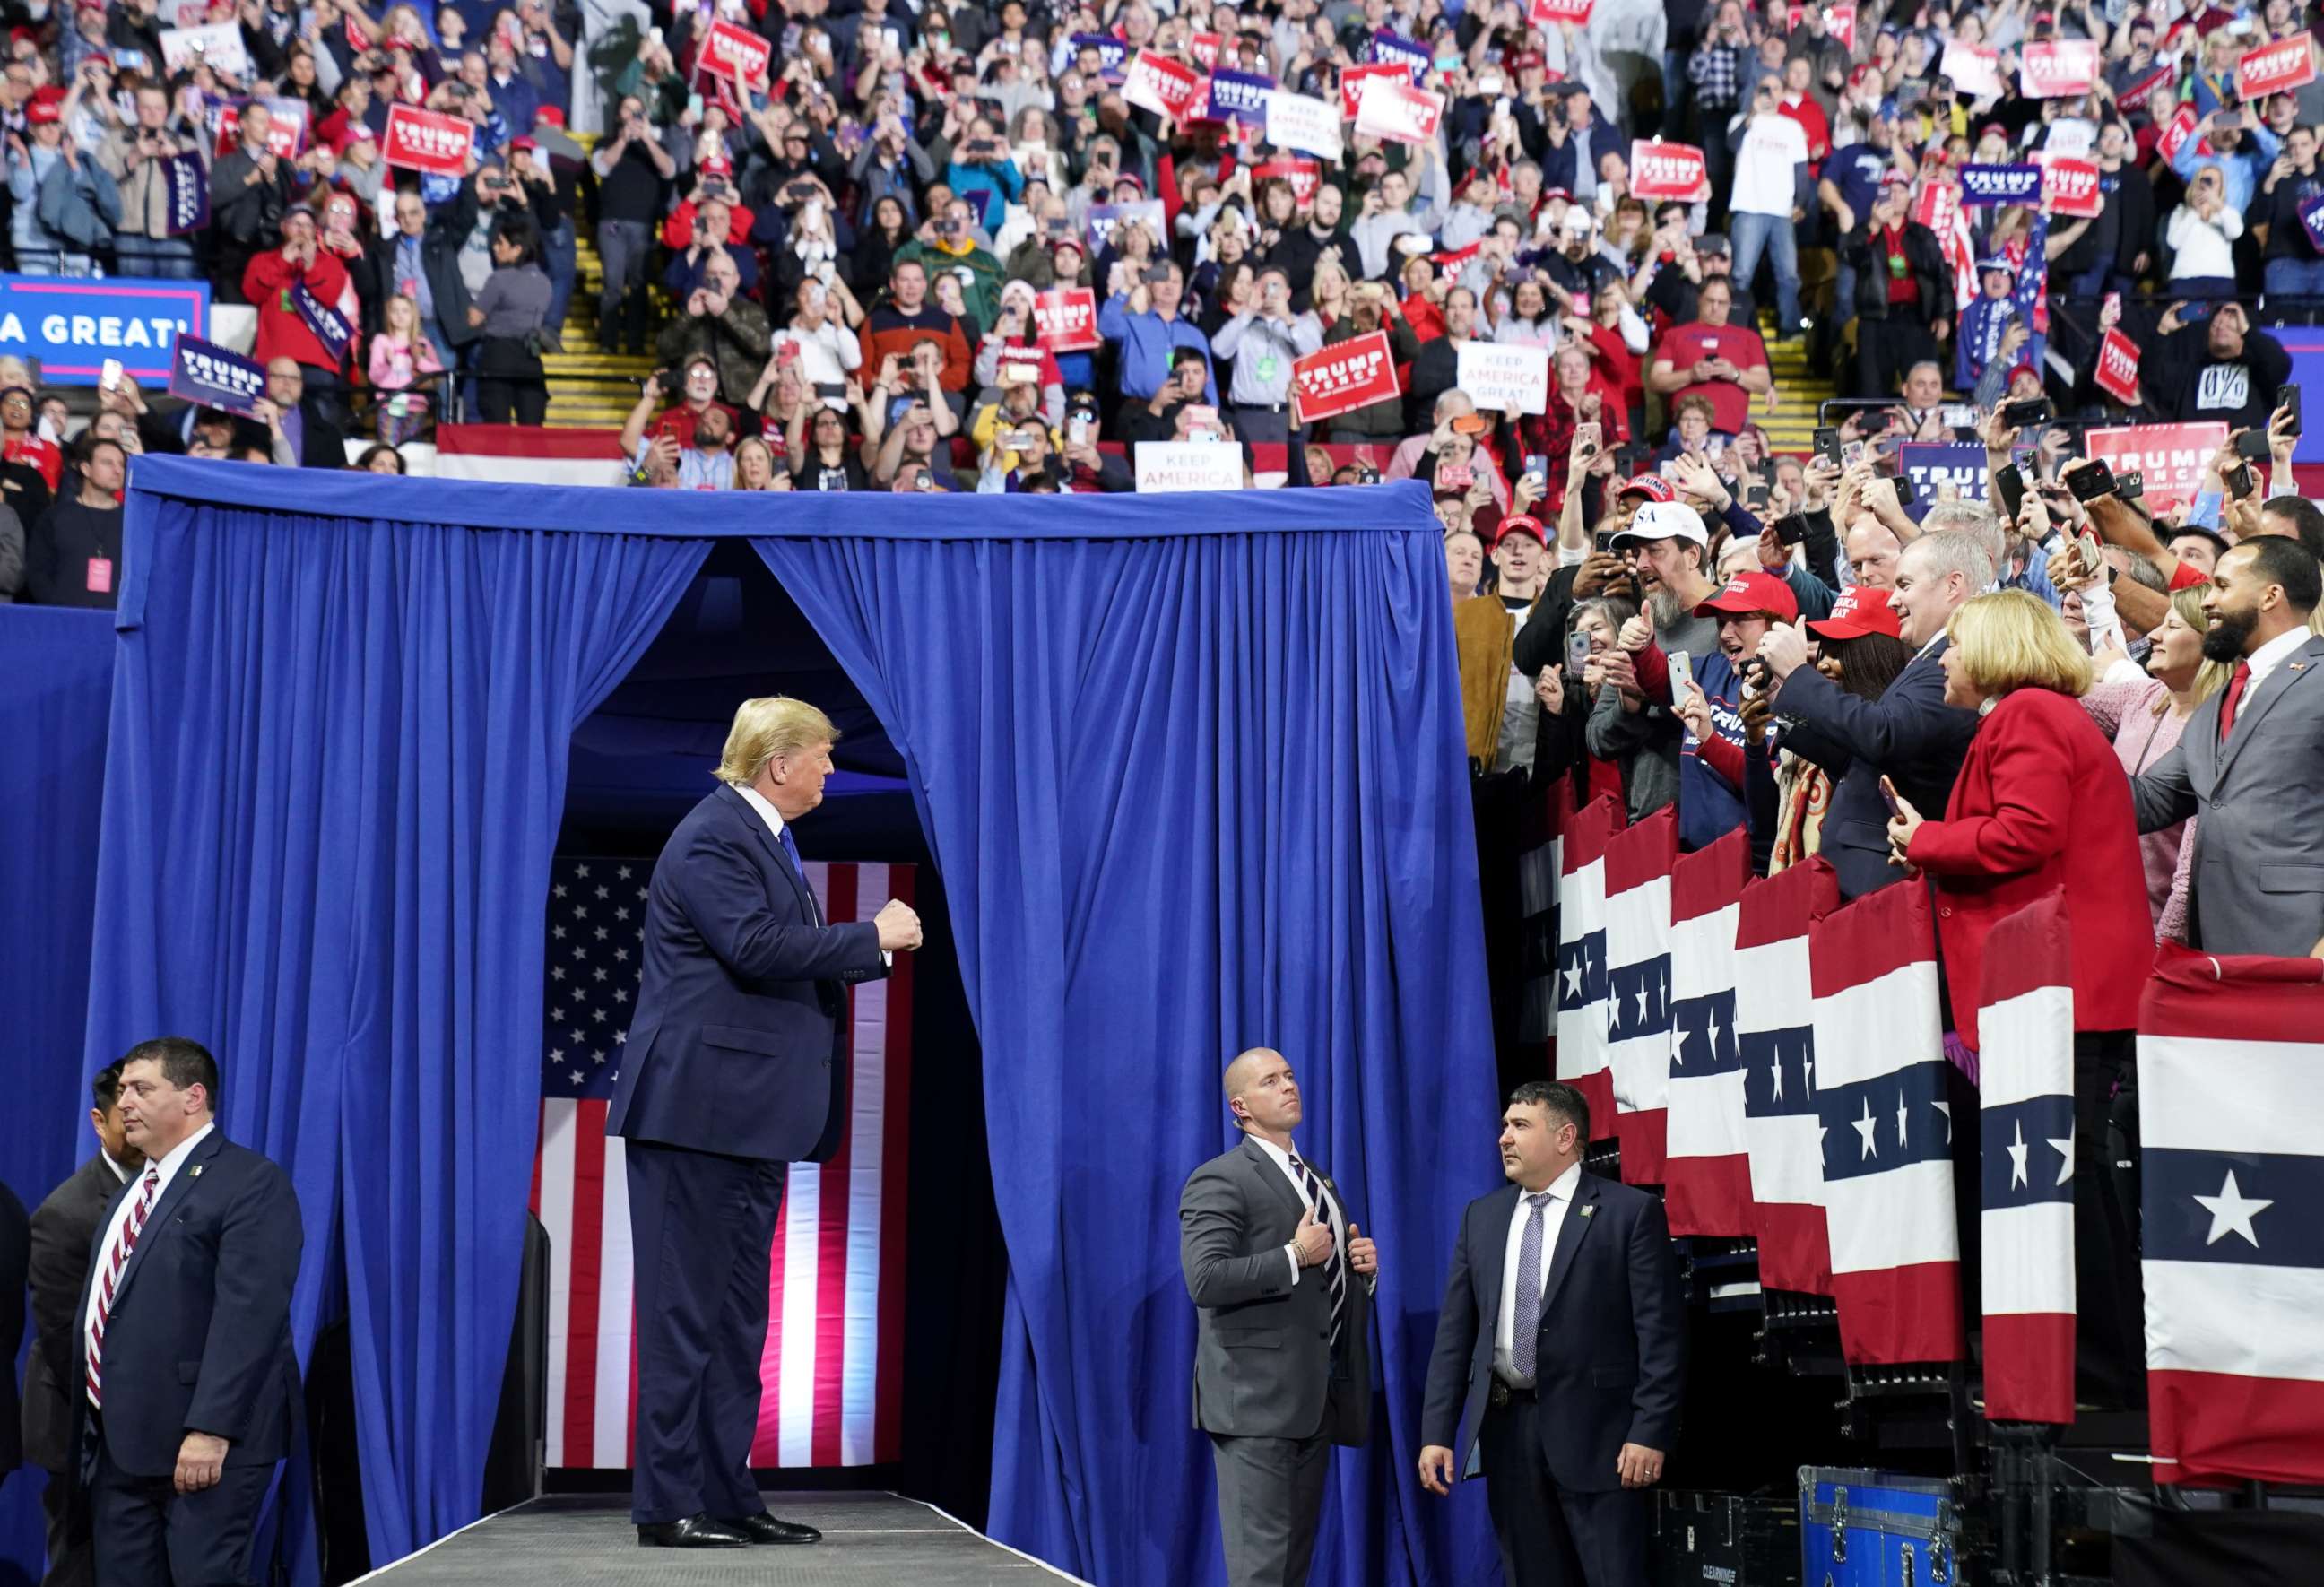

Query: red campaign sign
left=1031, top=288, right=1101, bottom=354
left=1123, top=50, right=1206, bottom=119
left=2117, top=64, right=2175, bottom=110
left=1526, top=0, right=1594, bottom=24
left=1827, top=4, right=1859, bottom=52
left=2156, top=103, right=2199, bottom=164
left=1353, top=78, right=1444, bottom=145
left=2084, top=422, right=2227, bottom=513
left=1251, top=158, right=1322, bottom=206
left=214, top=99, right=306, bottom=161
left=382, top=104, right=475, bottom=176
left=2094, top=329, right=2141, bottom=405
left=1340, top=62, right=1410, bottom=120
left=1292, top=329, right=1400, bottom=424
left=2021, top=39, right=2099, bottom=98
left=1629, top=139, right=1710, bottom=201
left=2236, top=33, right=2317, bottom=101
left=2037, top=155, right=2103, bottom=217
left=696, top=19, right=772, bottom=87
left=1188, top=30, right=1222, bottom=70
left=1915, top=176, right=1959, bottom=232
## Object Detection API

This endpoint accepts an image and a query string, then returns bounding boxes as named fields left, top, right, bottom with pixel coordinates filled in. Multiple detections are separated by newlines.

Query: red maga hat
left=1695, top=569, right=1799, bottom=624
left=1807, top=585, right=1903, bottom=640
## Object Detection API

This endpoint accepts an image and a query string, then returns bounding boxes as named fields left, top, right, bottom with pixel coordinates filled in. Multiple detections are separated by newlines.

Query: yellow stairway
left=1754, top=317, right=1837, bottom=455
left=543, top=218, right=657, bottom=429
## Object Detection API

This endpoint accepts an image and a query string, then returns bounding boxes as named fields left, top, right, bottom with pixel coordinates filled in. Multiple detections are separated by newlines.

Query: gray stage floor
left=354, top=1492, right=1089, bottom=1585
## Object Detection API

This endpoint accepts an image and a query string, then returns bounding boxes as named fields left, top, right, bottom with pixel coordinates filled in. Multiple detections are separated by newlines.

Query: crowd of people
left=0, top=0, right=2305, bottom=529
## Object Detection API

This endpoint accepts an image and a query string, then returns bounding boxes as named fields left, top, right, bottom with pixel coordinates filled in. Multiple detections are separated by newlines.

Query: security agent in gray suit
left=1179, top=1047, right=1378, bottom=1587
left=2129, top=536, right=2324, bottom=958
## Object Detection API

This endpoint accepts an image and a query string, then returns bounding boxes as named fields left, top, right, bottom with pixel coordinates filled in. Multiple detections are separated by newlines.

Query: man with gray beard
left=1583, top=503, right=1721, bottom=826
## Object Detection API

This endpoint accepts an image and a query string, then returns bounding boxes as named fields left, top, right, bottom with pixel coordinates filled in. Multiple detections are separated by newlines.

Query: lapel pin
left=189, top=1166, right=204, bottom=1178
left=1580, top=1204, right=1595, bottom=1218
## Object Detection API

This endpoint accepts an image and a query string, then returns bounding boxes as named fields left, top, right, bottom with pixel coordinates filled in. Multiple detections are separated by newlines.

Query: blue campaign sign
left=0, top=273, right=210, bottom=384
left=1370, top=30, right=1432, bottom=80
left=1899, top=442, right=1990, bottom=520
left=1070, top=32, right=1128, bottom=79
left=1202, top=68, right=1276, bottom=126
left=1958, top=164, right=2043, bottom=206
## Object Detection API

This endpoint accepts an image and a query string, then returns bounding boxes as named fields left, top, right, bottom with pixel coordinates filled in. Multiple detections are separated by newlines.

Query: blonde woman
left=1884, top=587, right=2151, bottom=1408
left=1309, top=256, right=1352, bottom=329
left=733, top=435, right=792, bottom=491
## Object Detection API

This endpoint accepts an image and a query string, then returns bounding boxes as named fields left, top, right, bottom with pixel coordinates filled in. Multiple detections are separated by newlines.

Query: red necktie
left=87, top=1166, right=160, bottom=1409
left=2217, top=662, right=2252, bottom=742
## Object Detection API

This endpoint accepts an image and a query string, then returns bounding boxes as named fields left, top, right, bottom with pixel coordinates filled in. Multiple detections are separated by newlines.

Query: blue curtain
left=0, top=609, right=114, bottom=1584
left=751, top=479, right=1502, bottom=1586
left=84, top=458, right=710, bottom=1570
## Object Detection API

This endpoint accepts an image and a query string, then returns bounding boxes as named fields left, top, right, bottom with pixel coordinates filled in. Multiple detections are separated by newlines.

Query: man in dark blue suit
left=1754, top=532, right=1989, bottom=899
left=75, top=1038, right=303, bottom=1587
left=1418, top=1082, right=1684, bottom=1587
left=606, top=697, right=922, bottom=1549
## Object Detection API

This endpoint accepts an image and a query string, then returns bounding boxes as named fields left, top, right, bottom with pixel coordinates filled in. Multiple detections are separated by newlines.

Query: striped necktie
left=88, top=1166, right=160, bottom=1409
left=1288, top=1153, right=1346, bottom=1356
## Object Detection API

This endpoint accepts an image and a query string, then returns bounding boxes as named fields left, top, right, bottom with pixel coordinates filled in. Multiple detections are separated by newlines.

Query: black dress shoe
left=637, top=1513, right=751, bottom=1548
left=723, top=1511, right=822, bottom=1545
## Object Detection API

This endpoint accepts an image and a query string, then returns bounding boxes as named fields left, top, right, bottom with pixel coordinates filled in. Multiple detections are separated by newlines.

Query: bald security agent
left=1180, top=1047, right=1380, bottom=1587
left=75, top=1039, right=303, bottom=1587
left=1419, top=1081, right=1684, bottom=1587
left=606, top=697, right=924, bottom=1550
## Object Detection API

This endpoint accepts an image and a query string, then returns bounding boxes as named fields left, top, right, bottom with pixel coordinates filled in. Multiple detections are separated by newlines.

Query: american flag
left=528, top=855, right=913, bottom=1470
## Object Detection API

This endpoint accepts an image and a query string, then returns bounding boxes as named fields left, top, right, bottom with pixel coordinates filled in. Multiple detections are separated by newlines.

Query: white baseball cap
left=1611, top=500, right=1710, bottom=549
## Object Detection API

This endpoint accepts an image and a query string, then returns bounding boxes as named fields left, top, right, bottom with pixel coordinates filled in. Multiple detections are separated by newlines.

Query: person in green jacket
left=891, top=197, right=1005, bottom=331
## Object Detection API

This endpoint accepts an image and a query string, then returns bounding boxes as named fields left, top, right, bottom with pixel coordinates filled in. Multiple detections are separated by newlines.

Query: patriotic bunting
left=1603, top=808, right=1678, bottom=1183
left=1662, top=828, right=1752, bottom=1236
left=1977, top=890, right=2077, bottom=1424
left=1810, top=882, right=1964, bottom=1365
left=1738, top=858, right=1840, bottom=1295
left=2139, top=947, right=2324, bottom=1486
left=1555, top=796, right=1620, bottom=1134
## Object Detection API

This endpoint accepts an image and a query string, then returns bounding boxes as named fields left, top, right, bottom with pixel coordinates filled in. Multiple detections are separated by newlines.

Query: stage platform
left=352, top=1492, right=1089, bottom=1585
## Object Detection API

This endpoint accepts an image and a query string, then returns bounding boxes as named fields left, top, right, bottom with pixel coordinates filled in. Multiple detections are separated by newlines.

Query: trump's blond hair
left=715, top=697, right=839, bottom=785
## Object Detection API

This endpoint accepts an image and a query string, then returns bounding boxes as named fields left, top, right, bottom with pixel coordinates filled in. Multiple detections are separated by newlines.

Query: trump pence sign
left=0, top=273, right=210, bottom=385
left=1291, top=330, right=1400, bottom=424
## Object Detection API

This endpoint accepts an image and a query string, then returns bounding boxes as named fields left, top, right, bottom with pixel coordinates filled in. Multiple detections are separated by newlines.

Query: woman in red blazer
left=1882, top=590, right=2152, bottom=1049
left=1882, top=587, right=2151, bottom=1409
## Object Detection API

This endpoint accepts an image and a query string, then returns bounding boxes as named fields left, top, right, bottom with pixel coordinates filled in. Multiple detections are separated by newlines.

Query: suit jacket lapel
left=719, top=784, right=818, bottom=922
left=2214, top=637, right=2324, bottom=785
left=108, top=1131, right=224, bottom=1309
left=1536, top=1172, right=1602, bottom=1319
left=1241, top=1137, right=1309, bottom=1227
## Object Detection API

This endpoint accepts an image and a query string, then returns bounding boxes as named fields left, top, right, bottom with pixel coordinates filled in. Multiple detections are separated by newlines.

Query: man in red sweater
left=243, top=209, right=353, bottom=405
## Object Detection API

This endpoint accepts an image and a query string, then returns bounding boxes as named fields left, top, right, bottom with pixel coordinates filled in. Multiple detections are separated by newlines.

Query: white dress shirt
left=1495, top=1159, right=1583, bottom=1381
left=1245, top=1133, right=1348, bottom=1289
left=2242, top=625, right=2311, bottom=694
left=85, top=1121, right=214, bottom=1402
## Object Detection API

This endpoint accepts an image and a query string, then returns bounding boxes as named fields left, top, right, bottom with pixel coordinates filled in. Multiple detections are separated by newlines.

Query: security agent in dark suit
left=1180, top=1047, right=1380, bottom=1587
left=76, top=1038, right=303, bottom=1587
left=22, top=1061, right=144, bottom=1587
left=1754, top=531, right=1990, bottom=899
left=605, top=697, right=923, bottom=1549
left=1419, top=1082, right=1684, bottom=1587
